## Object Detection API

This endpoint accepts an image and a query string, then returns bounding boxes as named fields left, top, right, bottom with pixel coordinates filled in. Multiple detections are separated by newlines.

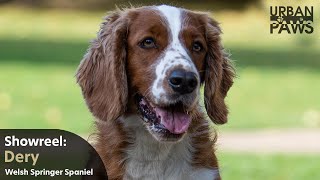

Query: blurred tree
left=2, top=0, right=261, bottom=11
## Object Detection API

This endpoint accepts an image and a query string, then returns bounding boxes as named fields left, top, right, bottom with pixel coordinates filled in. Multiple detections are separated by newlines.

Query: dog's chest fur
left=121, top=115, right=217, bottom=180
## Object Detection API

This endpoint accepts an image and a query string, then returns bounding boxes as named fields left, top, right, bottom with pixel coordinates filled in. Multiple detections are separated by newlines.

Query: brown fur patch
left=126, top=8, right=169, bottom=111
left=201, top=13, right=235, bottom=125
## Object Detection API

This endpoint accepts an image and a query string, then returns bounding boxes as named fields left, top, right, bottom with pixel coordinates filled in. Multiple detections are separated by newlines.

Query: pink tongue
left=155, top=107, right=191, bottom=134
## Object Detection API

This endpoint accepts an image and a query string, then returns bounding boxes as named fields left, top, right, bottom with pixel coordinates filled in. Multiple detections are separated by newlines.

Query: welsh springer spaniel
left=77, top=5, right=234, bottom=180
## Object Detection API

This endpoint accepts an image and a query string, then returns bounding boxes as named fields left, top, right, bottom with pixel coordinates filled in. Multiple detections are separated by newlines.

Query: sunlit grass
left=0, top=4, right=319, bottom=180
left=218, top=152, right=320, bottom=180
left=1, top=62, right=319, bottom=133
left=0, top=5, right=319, bottom=133
left=0, top=63, right=94, bottom=134
left=224, top=67, right=320, bottom=130
left=0, top=5, right=320, bottom=180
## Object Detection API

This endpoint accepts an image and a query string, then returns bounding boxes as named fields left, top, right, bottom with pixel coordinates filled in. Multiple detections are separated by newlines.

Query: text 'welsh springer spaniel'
left=77, top=4, right=235, bottom=180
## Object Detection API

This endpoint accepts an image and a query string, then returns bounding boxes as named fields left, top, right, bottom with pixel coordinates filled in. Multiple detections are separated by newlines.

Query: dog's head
left=76, top=5, right=234, bottom=142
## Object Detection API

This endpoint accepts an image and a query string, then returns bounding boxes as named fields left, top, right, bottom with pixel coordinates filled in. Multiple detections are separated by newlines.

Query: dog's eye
left=192, top=42, right=202, bottom=52
left=140, top=38, right=156, bottom=49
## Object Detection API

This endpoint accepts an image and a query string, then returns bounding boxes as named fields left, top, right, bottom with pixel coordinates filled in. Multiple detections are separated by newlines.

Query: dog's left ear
left=76, top=11, right=129, bottom=122
left=203, top=16, right=235, bottom=124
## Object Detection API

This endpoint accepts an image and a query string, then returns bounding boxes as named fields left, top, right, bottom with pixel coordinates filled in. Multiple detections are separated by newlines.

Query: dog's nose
left=168, top=69, right=198, bottom=94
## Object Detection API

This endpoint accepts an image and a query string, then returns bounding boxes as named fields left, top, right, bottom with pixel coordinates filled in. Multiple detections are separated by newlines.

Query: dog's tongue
left=155, top=107, right=191, bottom=134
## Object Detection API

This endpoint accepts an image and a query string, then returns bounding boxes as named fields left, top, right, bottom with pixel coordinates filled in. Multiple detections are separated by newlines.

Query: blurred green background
left=0, top=0, right=319, bottom=179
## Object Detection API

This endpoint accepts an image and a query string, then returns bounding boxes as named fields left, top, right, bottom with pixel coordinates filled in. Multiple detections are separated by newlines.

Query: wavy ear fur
left=204, top=16, right=235, bottom=124
left=76, top=11, right=128, bottom=122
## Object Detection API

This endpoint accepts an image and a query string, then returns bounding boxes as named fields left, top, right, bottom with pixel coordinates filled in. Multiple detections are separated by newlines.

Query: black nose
left=168, top=69, right=198, bottom=94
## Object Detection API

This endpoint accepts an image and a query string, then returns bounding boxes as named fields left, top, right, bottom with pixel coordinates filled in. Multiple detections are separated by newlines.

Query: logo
left=270, top=6, right=314, bottom=34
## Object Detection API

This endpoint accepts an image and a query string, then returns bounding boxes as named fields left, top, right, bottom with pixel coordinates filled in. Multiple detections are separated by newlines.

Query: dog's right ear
left=203, top=15, right=235, bottom=125
left=76, top=11, right=128, bottom=122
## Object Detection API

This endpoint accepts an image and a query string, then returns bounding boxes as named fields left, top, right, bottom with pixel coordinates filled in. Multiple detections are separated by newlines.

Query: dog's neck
left=120, top=115, right=193, bottom=160
left=119, top=115, right=217, bottom=180
left=120, top=115, right=194, bottom=179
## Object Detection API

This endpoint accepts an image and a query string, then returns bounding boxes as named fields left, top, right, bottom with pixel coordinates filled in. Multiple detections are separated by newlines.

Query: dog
left=76, top=4, right=234, bottom=180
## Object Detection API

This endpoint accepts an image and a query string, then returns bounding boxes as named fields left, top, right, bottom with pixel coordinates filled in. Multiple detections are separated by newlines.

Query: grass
left=1, top=5, right=320, bottom=180
left=218, top=152, right=320, bottom=180
left=1, top=39, right=319, bottom=133
left=1, top=6, right=320, bottom=134
left=0, top=63, right=94, bottom=134
left=224, top=66, right=320, bottom=130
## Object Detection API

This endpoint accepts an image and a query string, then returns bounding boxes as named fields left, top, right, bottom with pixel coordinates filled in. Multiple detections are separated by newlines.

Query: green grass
left=1, top=5, right=320, bottom=179
left=224, top=67, right=320, bottom=130
left=0, top=63, right=94, bottom=134
left=0, top=6, right=320, bottom=133
left=1, top=39, right=319, bottom=133
left=218, top=152, right=320, bottom=180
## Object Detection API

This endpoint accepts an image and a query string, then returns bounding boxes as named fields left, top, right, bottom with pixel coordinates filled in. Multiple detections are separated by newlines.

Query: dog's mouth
left=135, top=95, right=191, bottom=141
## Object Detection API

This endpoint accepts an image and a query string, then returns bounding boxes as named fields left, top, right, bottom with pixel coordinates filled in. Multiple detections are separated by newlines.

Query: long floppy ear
left=204, top=16, right=235, bottom=124
left=76, top=11, right=128, bottom=122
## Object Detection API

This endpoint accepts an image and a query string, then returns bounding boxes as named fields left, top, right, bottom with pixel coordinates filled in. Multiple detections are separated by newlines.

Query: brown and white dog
left=76, top=5, right=234, bottom=180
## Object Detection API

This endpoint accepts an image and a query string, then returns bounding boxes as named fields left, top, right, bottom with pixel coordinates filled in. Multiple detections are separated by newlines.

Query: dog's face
left=127, top=7, right=208, bottom=141
left=76, top=5, right=234, bottom=142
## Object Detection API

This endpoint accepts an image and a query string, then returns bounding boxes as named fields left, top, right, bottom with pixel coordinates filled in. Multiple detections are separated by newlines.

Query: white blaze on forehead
left=156, top=5, right=192, bottom=62
left=151, top=5, right=199, bottom=103
left=157, top=5, right=182, bottom=47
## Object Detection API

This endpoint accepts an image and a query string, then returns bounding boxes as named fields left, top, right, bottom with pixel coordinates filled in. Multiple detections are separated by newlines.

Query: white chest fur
left=121, top=115, right=218, bottom=180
